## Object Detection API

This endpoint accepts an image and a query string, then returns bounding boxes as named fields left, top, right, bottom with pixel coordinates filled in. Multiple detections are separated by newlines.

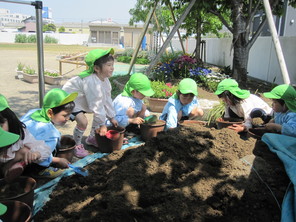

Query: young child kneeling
left=263, top=84, right=296, bottom=137
left=160, top=78, right=204, bottom=129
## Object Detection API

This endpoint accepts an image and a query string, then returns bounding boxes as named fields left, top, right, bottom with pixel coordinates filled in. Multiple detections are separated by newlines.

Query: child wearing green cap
left=112, top=73, right=154, bottom=132
left=21, top=88, right=77, bottom=178
left=214, top=78, right=273, bottom=133
left=159, top=78, right=204, bottom=129
left=62, top=48, right=118, bottom=152
left=0, top=95, right=51, bottom=182
left=262, top=84, right=296, bottom=137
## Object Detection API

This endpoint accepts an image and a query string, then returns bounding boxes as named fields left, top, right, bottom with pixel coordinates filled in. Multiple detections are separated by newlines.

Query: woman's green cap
left=0, top=94, right=9, bottom=111
left=0, top=127, right=20, bottom=148
left=215, top=79, right=250, bottom=99
left=79, top=48, right=114, bottom=78
left=0, top=203, right=7, bottom=215
left=263, top=84, right=296, bottom=112
left=122, top=73, right=155, bottom=97
left=31, top=88, right=78, bottom=123
left=178, top=78, right=198, bottom=96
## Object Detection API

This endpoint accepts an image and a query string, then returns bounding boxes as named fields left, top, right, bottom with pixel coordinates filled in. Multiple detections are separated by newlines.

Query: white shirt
left=62, top=74, right=115, bottom=127
left=224, top=94, right=273, bottom=129
left=0, top=128, right=51, bottom=165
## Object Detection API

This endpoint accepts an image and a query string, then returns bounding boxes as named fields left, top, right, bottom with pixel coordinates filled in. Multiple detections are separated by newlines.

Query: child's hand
left=265, top=123, right=281, bottom=133
left=55, top=157, right=70, bottom=168
left=227, top=124, right=245, bottom=133
left=110, top=118, right=118, bottom=127
left=23, top=151, right=41, bottom=165
left=130, top=117, right=144, bottom=125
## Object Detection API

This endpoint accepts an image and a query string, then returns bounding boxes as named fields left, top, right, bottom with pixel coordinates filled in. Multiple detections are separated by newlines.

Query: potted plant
left=44, top=69, right=62, bottom=85
left=23, top=66, right=38, bottom=83
left=147, top=81, right=178, bottom=113
left=16, top=62, right=25, bottom=79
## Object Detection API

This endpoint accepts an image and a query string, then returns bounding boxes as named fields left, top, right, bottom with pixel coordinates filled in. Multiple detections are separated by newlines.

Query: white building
left=0, top=8, right=30, bottom=27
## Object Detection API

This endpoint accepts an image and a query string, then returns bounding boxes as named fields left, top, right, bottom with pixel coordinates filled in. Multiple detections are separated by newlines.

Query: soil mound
left=35, top=125, right=289, bottom=222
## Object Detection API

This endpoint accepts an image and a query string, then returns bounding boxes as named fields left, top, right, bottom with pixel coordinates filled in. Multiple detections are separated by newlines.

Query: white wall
left=172, top=36, right=296, bottom=85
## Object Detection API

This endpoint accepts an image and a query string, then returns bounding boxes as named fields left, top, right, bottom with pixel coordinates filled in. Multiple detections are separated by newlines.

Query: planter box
left=23, top=73, right=38, bottom=83
left=147, top=97, right=168, bottom=113
left=44, top=75, right=62, bottom=85
left=15, top=70, right=24, bottom=79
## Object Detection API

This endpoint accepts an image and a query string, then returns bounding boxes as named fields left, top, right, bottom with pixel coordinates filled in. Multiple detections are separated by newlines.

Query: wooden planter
left=23, top=72, right=38, bottom=83
left=15, top=70, right=24, bottom=79
left=44, top=75, right=62, bottom=85
left=147, top=97, right=168, bottom=113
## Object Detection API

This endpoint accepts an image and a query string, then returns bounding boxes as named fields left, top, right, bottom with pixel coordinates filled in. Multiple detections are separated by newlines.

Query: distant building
left=0, top=8, right=30, bottom=28
left=55, top=22, right=90, bottom=34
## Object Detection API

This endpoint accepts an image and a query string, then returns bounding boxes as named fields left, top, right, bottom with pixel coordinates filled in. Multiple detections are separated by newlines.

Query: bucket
left=57, top=136, right=76, bottom=162
left=0, top=176, right=36, bottom=208
left=95, top=126, right=125, bottom=153
left=0, top=200, right=31, bottom=222
left=178, top=120, right=207, bottom=127
left=216, top=118, right=244, bottom=129
left=140, top=120, right=166, bottom=141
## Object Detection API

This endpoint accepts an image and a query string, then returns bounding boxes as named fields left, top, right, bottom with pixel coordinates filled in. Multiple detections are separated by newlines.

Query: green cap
left=31, top=88, right=78, bottom=123
left=0, top=94, right=9, bottom=111
left=79, top=48, right=114, bottom=78
left=0, top=203, right=7, bottom=215
left=0, top=127, right=19, bottom=148
left=263, top=84, right=296, bottom=112
left=214, top=79, right=250, bottom=99
left=178, top=78, right=198, bottom=96
left=122, top=73, right=155, bottom=97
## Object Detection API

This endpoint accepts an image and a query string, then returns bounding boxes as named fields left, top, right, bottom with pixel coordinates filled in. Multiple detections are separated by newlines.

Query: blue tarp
left=262, top=133, right=296, bottom=222
left=33, top=136, right=144, bottom=216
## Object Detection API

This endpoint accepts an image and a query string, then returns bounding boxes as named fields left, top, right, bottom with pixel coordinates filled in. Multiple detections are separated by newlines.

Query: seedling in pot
left=144, top=115, right=158, bottom=124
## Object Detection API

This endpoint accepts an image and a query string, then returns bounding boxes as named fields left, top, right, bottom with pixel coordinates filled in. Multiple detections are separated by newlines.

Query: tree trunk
left=195, top=19, right=202, bottom=62
left=232, top=41, right=250, bottom=85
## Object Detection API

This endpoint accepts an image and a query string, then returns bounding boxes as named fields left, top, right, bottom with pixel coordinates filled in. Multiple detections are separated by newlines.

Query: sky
left=0, top=0, right=138, bottom=24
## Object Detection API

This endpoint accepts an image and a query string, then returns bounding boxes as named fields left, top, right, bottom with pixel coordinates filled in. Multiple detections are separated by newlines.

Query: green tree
left=43, top=23, right=56, bottom=32
left=58, top=26, right=65, bottom=33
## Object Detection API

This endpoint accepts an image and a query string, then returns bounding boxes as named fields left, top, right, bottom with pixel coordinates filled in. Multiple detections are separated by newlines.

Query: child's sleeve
left=281, top=112, right=296, bottom=137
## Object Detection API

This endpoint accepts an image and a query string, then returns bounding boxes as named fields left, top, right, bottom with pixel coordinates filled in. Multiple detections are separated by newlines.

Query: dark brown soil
left=34, top=124, right=289, bottom=222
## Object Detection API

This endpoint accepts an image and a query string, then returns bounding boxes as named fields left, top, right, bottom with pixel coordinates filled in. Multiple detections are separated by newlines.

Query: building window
left=112, top=32, right=119, bottom=44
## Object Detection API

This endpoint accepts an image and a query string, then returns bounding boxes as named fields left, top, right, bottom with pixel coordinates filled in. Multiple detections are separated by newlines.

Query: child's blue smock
left=274, top=111, right=296, bottom=137
left=21, top=109, right=61, bottom=167
left=113, top=94, right=144, bottom=127
left=159, top=96, right=199, bottom=129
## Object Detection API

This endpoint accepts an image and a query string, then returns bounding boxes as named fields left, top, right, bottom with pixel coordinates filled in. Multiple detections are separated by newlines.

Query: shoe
left=85, top=136, right=98, bottom=147
left=4, top=161, right=25, bottom=182
left=37, top=166, right=64, bottom=179
left=74, top=144, right=89, bottom=158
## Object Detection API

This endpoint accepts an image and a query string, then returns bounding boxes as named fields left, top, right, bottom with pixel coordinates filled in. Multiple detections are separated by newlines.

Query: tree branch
left=209, top=9, right=233, bottom=33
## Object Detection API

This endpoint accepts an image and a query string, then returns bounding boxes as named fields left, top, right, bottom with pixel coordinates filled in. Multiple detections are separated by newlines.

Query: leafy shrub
left=122, top=48, right=134, bottom=57
left=17, top=62, right=25, bottom=71
left=27, top=35, right=36, bottom=43
left=44, top=69, right=59, bottom=77
left=135, top=58, right=149, bottom=65
left=117, top=56, right=132, bottom=63
left=44, top=35, right=58, bottom=44
left=15, top=34, right=27, bottom=43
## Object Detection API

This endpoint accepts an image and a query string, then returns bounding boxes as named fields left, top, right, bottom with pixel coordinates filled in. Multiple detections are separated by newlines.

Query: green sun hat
left=79, top=48, right=114, bottom=78
left=214, top=78, right=250, bottom=99
left=0, top=203, right=7, bottom=215
left=263, top=84, right=296, bottom=112
left=178, top=78, right=198, bottom=96
left=0, top=127, right=20, bottom=148
left=0, top=94, right=10, bottom=111
left=122, top=73, right=155, bottom=97
left=31, top=88, right=78, bottom=123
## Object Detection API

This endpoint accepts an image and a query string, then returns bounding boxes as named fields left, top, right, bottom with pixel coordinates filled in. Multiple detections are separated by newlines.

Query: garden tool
left=68, top=164, right=88, bottom=177
left=105, top=130, right=120, bottom=140
left=144, top=115, right=158, bottom=124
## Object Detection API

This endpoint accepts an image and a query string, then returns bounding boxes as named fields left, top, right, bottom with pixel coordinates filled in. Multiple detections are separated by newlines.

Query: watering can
left=68, top=164, right=88, bottom=177
left=144, top=115, right=158, bottom=124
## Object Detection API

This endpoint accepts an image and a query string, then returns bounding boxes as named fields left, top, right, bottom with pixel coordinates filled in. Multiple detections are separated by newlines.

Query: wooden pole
left=262, top=0, right=290, bottom=84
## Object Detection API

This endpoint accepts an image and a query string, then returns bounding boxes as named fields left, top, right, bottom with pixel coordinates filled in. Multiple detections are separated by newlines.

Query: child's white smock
left=159, top=96, right=200, bottom=129
left=225, top=94, right=273, bottom=129
left=0, top=127, right=51, bottom=165
left=274, top=111, right=296, bottom=137
left=21, top=109, right=60, bottom=167
left=62, top=74, right=115, bottom=127
left=112, top=94, right=144, bottom=127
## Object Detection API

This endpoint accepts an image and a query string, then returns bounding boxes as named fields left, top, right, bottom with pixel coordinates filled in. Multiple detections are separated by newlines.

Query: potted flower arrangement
left=16, top=62, right=25, bottom=79
left=23, top=66, right=38, bottom=83
left=147, top=80, right=178, bottom=113
left=44, top=69, right=62, bottom=85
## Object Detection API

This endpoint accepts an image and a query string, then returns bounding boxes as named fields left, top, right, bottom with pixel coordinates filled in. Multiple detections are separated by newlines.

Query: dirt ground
left=0, top=47, right=288, bottom=222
